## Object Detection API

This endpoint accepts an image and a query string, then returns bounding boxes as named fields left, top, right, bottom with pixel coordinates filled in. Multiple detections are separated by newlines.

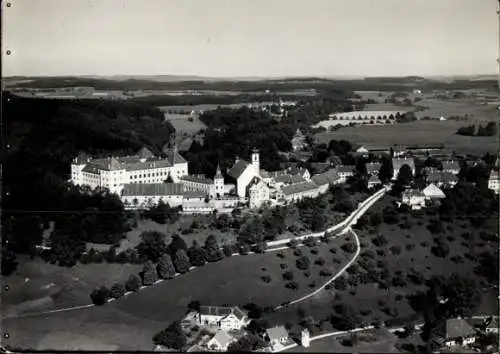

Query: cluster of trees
left=2, top=93, right=175, bottom=270
left=456, top=122, right=497, bottom=137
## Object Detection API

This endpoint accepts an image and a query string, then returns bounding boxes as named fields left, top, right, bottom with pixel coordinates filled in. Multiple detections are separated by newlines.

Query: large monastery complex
left=70, top=146, right=347, bottom=214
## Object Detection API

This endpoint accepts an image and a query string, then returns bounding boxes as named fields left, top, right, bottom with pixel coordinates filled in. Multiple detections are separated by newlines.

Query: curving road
left=6, top=187, right=388, bottom=320
left=272, top=186, right=390, bottom=310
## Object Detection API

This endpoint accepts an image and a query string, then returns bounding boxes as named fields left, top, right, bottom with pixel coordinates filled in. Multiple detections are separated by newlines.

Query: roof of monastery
left=121, top=183, right=184, bottom=196
left=227, top=159, right=251, bottom=179
left=179, top=174, right=213, bottom=185
left=282, top=181, right=319, bottom=196
left=392, top=157, right=415, bottom=169
left=274, top=174, right=306, bottom=185
left=402, top=189, right=425, bottom=198
left=368, top=175, right=380, bottom=183
left=337, top=165, right=356, bottom=174
left=310, top=169, right=339, bottom=186
left=366, top=162, right=382, bottom=174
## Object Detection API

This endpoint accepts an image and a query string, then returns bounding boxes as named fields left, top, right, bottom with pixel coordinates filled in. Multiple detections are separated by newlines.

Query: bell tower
left=251, top=148, right=260, bottom=174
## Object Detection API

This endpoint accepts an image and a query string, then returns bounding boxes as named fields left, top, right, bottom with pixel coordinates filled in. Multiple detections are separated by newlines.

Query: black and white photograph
left=2, top=0, right=499, bottom=352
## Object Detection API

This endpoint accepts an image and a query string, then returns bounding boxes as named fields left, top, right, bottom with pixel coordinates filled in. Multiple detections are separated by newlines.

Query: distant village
left=70, top=128, right=500, bottom=216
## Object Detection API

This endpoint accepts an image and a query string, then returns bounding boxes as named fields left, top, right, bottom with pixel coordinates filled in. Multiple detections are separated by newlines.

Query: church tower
left=301, top=328, right=310, bottom=348
left=251, top=148, right=260, bottom=175
left=213, top=163, right=224, bottom=198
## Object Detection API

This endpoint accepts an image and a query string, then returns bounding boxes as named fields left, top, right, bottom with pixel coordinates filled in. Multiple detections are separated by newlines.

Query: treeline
left=131, top=94, right=303, bottom=107
left=10, top=76, right=497, bottom=92
left=2, top=93, right=175, bottom=267
left=456, top=122, right=497, bottom=137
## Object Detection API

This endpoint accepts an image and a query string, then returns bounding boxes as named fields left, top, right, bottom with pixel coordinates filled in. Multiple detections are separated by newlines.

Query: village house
left=247, top=176, right=271, bottom=209
left=291, top=128, right=306, bottom=151
left=401, top=189, right=426, bottom=210
left=426, top=171, right=458, bottom=188
left=367, top=175, right=381, bottom=189
left=206, top=330, right=237, bottom=351
left=392, top=156, right=416, bottom=180
left=70, top=146, right=188, bottom=195
left=282, top=181, right=322, bottom=203
left=441, top=160, right=461, bottom=175
left=436, top=318, right=477, bottom=348
left=265, top=326, right=290, bottom=351
left=366, top=162, right=382, bottom=176
left=488, top=169, right=500, bottom=194
left=336, top=165, right=356, bottom=183
left=197, top=306, right=249, bottom=331
left=310, top=169, right=340, bottom=194
left=422, top=183, right=446, bottom=200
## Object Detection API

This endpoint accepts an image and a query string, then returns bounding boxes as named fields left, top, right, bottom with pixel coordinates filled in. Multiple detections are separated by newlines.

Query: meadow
left=315, top=120, right=498, bottom=155
left=2, top=233, right=354, bottom=350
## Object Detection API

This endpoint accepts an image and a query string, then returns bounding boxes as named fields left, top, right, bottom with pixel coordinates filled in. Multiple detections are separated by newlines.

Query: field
left=2, top=256, right=142, bottom=319
left=161, top=112, right=207, bottom=135
left=414, top=98, right=497, bottom=121
left=262, top=193, right=499, bottom=330
left=2, top=233, right=354, bottom=350
left=315, top=120, right=498, bottom=155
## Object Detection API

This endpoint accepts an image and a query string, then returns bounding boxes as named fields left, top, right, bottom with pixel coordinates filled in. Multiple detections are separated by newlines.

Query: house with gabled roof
left=366, top=162, right=382, bottom=176
left=247, top=176, right=271, bottom=209
left=426, top=171, right=458, bottom=188
left=436, top=318, right=477, bottom=347
left=441, top=160, right=461, bottom=175
left=282, top=181, right=321, bottom=203
left=422, top=183, right=446, bottom=200
left=266, top=325, right=290, bottom=351
left=367, top=174, right=381, bottom=189
left=310, top=169, right=340, bottom=193
left=198, top=306, right=249, bottom=331
left=207, top=330, right=237, bottom=351
left=402, top=189, right=426, bottom=210
left=336, top=165, right=355, bottom=183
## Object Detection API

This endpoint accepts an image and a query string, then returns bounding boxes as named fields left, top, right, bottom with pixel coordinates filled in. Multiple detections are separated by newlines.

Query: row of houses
left=179, top=306, right=303, bottom=352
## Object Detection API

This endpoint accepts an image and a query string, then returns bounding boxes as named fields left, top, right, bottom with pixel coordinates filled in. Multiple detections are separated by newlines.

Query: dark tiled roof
left=311, top=169, right=339, bottom=186
left=337, top=165, right=355, bottom=174
left=266, top=326, right=289, bottom=341
left=121, top=183, right=184, bottom=196
left=282, top=181, right=318, bottom=196
left=74, top=152, right=91, bottom=164
left=442, top=160, right=460, bottom=171
left=402, top=189, right=425, bottom=199
left=126, top=159, right=172, bottom=171
left=199, top=306, right=232, bottom=317
left=81, top=163, right=101, bottom=174
left=427, top=172, right=458, bottom=183
left=443, top=318, right=476, bottom=339
left=366, top=162, right=382, bottom=174
left=228, top=160, right=250, bottom=179
left=274, top=174, right=306, bottom=185
left=137, top=147, right=155, bottom=159
left=180, top=174, right=213, bottom=184
left=182, top=191, right=207, bottom=198
left=232, top=307, right=247, bottom=320
left=368, top=175, right=380, bottom=183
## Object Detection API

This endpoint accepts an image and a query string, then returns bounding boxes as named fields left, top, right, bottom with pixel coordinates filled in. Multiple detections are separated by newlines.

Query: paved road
left=273, top=187, right=389, bottom=309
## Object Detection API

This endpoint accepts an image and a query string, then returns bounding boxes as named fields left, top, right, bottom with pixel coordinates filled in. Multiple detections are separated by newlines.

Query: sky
left=2, top=0, right=498, bottom=78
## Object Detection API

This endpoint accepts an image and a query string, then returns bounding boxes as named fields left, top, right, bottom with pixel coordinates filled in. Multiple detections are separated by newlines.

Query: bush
left=405, top=243, right=415, bottom=251
left=341, top=242, right=356, bottom=253
left=293, top=249, right=303, bottom=257
left=320, top=268, right=333, bottom=276
left=110, top=283, right=125, bottom=299
left=287, top=239, right=299, bottom=249
left=285, top=281, right=299, bottom=290
left=315, top=257, right=326, bottom=266
left=296, top=255, right=311, bottom=270
left=372, top=234, right=388, bottom=247
left=174, top=249, right=192, bottom=273
left=240, top=244, right=250, bottom=255
left=310, top=248, right=318, bottom=255
left=125, top=274, right=141, bottom=292
left=223, top=244, right=234, bottom=257
left=276, top=252, right=285, bottom=259
left=303, top=270, right=311, bottom=278
left=142, top=260, right=158, bottom=286
left=261, top=275, right=272, bottom=283
left=282, top=271, right=294, bottom=281
left=303, top=237, right=316, bottom=248
left=390, top=245, right=402, bottom=255
left=308, top=281, right=317, bottom=288
left=90, top=286, right=110, bottom=306
left=329, top=247, right=337, bottom=254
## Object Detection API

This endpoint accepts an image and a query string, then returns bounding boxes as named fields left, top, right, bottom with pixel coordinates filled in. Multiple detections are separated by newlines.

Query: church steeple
left=215, top=163, right=223, bottom=179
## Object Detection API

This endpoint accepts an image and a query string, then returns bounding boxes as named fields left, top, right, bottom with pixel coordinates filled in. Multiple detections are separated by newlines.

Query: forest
left=2, top=93, right=175, bottom=266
